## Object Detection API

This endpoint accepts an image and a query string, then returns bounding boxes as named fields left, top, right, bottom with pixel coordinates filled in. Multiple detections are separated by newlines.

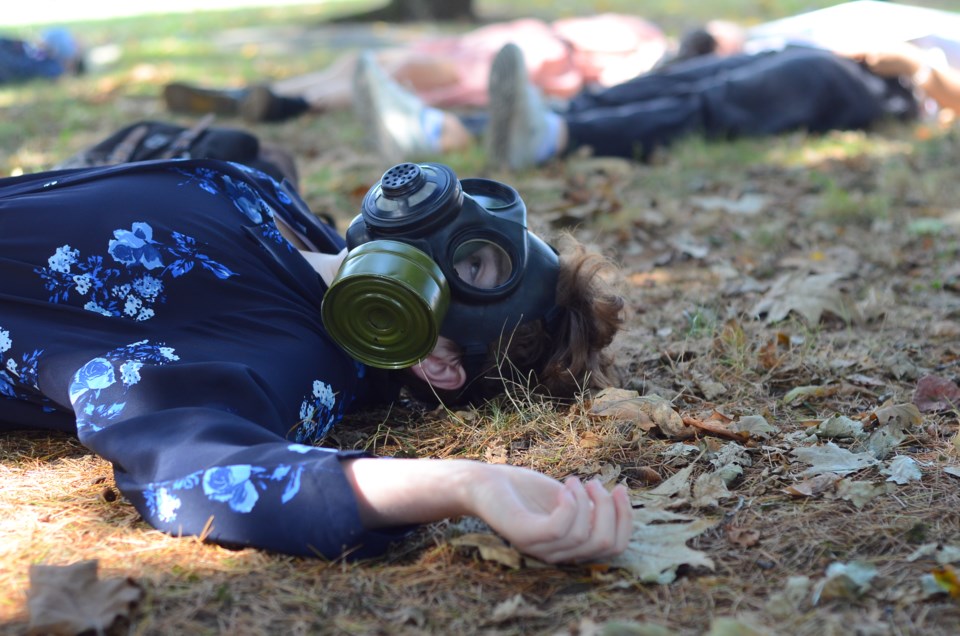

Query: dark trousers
left=0, top=37, right=63, bottom=84
left=563, top=48, right=915, bottom=160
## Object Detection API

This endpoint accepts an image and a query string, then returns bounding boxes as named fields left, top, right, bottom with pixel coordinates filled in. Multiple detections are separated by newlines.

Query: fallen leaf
left=589, top=389, right=692, bottom=439
left=930, top=320, right=960, bottom=338
left=709, top=442, right=752, bottom=470
left=813, top=414, right=865, bottom=439
left=488, top=594, right=544, bottom=623
left=707, top=616, right=774, bottom=636
left=484, top=444, right=508, bottom=464
left=779, top=245, right=861, bottom=276
left=791, top=442, right=878, bottom=476
left=864, top=424, right=906, bottom=460
left=881, top=456, right=922, bottom=484
left=690, top=193, right=769, bottom=216
left=383, top=606, right=426, bottom=628
left=908, top=543, right=960, bottom=565
left=597, top=463, right=623, bottom=488
left=885, top=351, right=920, bottom=380
left=663, top=443, right=700, bottom=458
left=765, top=576, right=812, bottom=618
left=635, top=463, right=697, bottom=508
left=580, top=430, right=603, bottom=449
left=931, top=565, right=960, bottom=598
left=27, top=560, right=142, bottom=636
left=751, top=272, right=861, bottom=325
left=913, top=375, right=960, bottom=412
left=693, top=374, right=727, bottom=401
left=782, top=384, right=840, bottom=405
left=691, top=472, right=733, bottom=508
left=575, top=618, right=677, bottom=636
left=669, top=232, right=709, bottom=259
left=845, top=373, right=886, bottom=387
left=870, top=402, right=922, bottom=430
left=730, top=415, right=777, bottom=440
left=834, top=479, right=884, bottom=509
left=612, top=516, right=719, bottom=584
left=812, top=561, right=877, bottom=605
left=451, top=534, right=522, bottom=569
left=727, top=527, right=761, bottom=548
left=783, top=473, right=839, bottom=498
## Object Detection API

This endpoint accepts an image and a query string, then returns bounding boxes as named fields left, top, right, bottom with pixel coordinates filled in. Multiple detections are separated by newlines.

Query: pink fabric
left=409, top=14, right=667, bottom=107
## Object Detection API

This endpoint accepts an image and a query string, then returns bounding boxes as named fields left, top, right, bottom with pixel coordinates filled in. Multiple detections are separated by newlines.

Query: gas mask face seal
left=321, top=162, right=559, bottom=370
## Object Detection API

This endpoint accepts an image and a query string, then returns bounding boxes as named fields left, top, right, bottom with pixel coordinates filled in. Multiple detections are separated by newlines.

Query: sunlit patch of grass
left=810, top=178, right=891, bottom=226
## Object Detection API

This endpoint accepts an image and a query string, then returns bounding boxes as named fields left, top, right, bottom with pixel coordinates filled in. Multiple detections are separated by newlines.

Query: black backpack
left=55, top=116, right=299, bottom=188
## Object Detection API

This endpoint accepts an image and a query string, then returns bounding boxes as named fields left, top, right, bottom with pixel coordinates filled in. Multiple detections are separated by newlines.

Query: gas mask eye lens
left=452, top=239, right=513, bottom=290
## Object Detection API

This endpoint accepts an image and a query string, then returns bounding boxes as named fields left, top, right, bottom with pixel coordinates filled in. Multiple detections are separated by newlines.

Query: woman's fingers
left=612, top=484, right=634, bottom=554
left=521, top=478, right=633, bottom=563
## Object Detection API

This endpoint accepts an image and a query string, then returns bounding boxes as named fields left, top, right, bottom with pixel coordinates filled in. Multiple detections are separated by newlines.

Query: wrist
left=452, top=459, right=493, bottom=518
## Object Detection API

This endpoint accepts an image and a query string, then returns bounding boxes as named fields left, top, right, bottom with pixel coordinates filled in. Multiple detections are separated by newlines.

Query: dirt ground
left=3, top=7, right=960, bottom=636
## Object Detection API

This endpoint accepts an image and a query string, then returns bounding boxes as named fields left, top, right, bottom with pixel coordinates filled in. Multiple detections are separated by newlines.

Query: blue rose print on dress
left=203, top=465, right=260, bottom=513
left=108, top=222, right=163, bottom=269
left=141, top=460, right=308, bottom=522
left=70, top=340, right=181, bottom=433
left=35, top=222, right=236, bottom=321
left=0, top=326, right=47, bottom=404
left=68, top=357, right=116, bottom=403
left=175, top=165, right=293, bottom=251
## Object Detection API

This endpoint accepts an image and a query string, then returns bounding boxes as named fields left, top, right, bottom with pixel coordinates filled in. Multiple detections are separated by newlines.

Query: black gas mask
left=321, top=162, right=560, bottom=371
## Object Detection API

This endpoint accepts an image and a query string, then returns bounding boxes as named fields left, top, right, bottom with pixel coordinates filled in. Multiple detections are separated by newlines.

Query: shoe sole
left=487, top=44, right=526, bottom=172
left=163, top=83, right=240, bottom=117
left=239, top=85, right=272, bottom=122
left=353, top=54, right=402, bottom=163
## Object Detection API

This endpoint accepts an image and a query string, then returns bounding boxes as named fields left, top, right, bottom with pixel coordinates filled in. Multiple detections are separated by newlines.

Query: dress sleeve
left=69, top=348, right=407, bottom=560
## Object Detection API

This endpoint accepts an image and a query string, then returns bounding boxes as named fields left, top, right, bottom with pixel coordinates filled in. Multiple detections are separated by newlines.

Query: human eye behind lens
left=452, top=241, right=513, bottom=290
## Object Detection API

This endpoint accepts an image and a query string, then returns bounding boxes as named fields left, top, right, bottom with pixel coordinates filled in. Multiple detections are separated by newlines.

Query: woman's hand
left=463, top=464, right=633, bottom=563
left=343, top=458, right=633, bottom=564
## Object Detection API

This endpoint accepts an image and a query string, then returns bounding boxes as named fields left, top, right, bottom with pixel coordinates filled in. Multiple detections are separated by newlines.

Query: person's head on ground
left=675, top=20, right=746, bottom=62
left=322, top=161, right=624, bottom=405
left=40, top=27, right=84, bottom=75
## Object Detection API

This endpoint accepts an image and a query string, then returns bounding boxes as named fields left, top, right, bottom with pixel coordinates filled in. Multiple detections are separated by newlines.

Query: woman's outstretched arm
left=836, top=42, right=960, bottom=113
left=342, top=457, right=633, bottom=564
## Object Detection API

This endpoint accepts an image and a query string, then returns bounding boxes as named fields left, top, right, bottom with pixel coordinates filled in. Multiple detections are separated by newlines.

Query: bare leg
left=271, top=50, right=463, bottom=113
left=438, top=113, right=475, bottom=153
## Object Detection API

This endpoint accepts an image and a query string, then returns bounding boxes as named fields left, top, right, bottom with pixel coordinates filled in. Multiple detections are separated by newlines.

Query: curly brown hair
left=465, top=233, right=625, bottom=401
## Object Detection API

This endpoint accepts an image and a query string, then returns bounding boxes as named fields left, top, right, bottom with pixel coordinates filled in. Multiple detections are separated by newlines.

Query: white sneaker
left=486, top=43, right=553, bottom=171
left=352, top=51, right=436, bottom=162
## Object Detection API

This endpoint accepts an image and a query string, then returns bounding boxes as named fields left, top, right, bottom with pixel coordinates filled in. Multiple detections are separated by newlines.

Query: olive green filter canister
left=321, top=240, right=450, bottom=369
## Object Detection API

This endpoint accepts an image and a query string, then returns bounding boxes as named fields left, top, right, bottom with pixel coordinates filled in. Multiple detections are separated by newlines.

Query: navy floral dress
left=0, top=159, right=403, bottom=558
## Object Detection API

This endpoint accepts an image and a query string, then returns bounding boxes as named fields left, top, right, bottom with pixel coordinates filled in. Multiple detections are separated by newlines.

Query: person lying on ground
left=161, top=13, right=667, bottom=122
left=0, top=155, right=630, bottom=563
left=351, top=38, right=960, bottom=170
left=0, top=27, right=84, bottom=84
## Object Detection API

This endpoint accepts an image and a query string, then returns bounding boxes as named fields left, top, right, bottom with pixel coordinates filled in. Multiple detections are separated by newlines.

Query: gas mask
left=321, top=162, right=560, bottom=370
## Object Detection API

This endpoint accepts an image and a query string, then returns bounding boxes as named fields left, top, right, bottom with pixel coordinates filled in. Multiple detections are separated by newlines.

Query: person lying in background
left=161, top=13, right=668, bottom=122
left=351, top=34, right=960, bottom=170
left=0, top=27, right=83, bottom=84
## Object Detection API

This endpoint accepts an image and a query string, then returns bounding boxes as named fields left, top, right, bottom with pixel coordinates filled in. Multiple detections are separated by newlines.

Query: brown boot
left=163, top=82, right=246, bottom=117
left=240, top=85, right=311, bottom=123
